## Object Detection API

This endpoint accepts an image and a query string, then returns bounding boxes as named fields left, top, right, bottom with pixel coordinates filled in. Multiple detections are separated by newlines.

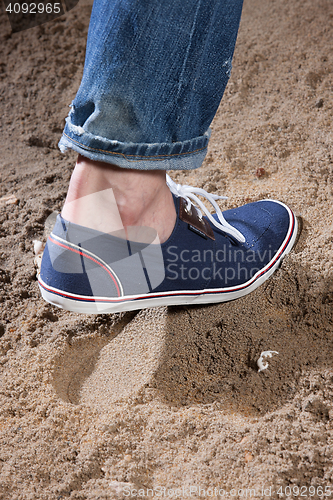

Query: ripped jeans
left=59, top=0, right=243, bottom=170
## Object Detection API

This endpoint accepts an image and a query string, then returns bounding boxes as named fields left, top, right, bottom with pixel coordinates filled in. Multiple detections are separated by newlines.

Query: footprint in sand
left=51, top=309, right=166, bottom=410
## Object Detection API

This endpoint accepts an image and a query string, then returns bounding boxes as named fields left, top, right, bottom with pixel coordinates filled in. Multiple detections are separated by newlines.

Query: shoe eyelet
left=184, top=204, right=192, bottom=215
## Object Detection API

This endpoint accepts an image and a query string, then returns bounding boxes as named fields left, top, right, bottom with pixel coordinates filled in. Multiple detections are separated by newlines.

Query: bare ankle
left=61, top=155, right=176, bottom=242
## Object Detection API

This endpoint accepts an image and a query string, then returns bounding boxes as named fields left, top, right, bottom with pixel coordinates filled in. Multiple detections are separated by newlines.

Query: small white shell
left=34, top=254, right=43, bottom=274
left=33, top=240, right=44, bottom=276
left=33, top=240, right=43, bottom=255
left=257, top=350, right=279, bottom=372
left=0, top=194, right=18, bottom=205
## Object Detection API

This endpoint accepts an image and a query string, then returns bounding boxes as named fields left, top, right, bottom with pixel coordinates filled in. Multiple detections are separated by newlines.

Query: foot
left=61, top=155, right=176, bottom=243
left=38, top=175, right=299, bottom=314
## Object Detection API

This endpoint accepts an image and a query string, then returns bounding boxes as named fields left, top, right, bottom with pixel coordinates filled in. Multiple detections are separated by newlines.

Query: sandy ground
left=0, top=0, right=333, bottom=498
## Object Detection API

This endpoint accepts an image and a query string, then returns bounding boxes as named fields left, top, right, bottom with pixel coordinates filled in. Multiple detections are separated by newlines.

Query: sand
left=0, top=0, right=333, bottom=498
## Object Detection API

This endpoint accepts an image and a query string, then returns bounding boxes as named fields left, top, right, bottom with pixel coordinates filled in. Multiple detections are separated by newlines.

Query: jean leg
left=59, top=0, right=243, bottom=170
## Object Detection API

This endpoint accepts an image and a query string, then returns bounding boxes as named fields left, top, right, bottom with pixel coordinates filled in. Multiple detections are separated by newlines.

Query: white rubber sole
left=38, top=203, right=299, bottom=315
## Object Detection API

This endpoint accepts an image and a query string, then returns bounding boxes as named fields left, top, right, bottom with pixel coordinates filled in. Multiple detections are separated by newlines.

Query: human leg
left=59, top=0, right=244, bottom=170
left=39, top=0, right=299, bottom=313
left=61, top=155, right=176, bottom=243
left=59, top=0, right=244, bottom=243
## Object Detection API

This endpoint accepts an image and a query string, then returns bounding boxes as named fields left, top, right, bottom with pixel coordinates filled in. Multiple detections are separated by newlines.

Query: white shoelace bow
left=166, top=174, right=245, bottom=243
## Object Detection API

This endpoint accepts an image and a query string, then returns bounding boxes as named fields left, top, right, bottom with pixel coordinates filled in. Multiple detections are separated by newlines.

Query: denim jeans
left=59, top=0, right=243, bottom=170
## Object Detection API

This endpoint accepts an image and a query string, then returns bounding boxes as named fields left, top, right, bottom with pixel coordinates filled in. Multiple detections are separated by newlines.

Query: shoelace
left=166, top=174, right=245, bottom=243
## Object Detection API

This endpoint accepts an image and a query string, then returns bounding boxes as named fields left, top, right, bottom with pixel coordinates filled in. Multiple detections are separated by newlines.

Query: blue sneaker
left=38, top=176, right=299, bottom=314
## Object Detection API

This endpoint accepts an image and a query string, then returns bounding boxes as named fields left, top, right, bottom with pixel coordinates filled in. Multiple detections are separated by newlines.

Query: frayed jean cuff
left=58, top=125, right=210, bottom=171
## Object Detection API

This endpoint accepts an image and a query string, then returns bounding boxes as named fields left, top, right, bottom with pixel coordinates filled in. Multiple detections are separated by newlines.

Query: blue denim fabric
left=59, top=0, right=243, bottom=170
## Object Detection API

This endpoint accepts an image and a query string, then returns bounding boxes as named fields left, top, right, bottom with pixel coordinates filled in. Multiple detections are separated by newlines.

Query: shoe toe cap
left=219, top=199, right=293, bottom=250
